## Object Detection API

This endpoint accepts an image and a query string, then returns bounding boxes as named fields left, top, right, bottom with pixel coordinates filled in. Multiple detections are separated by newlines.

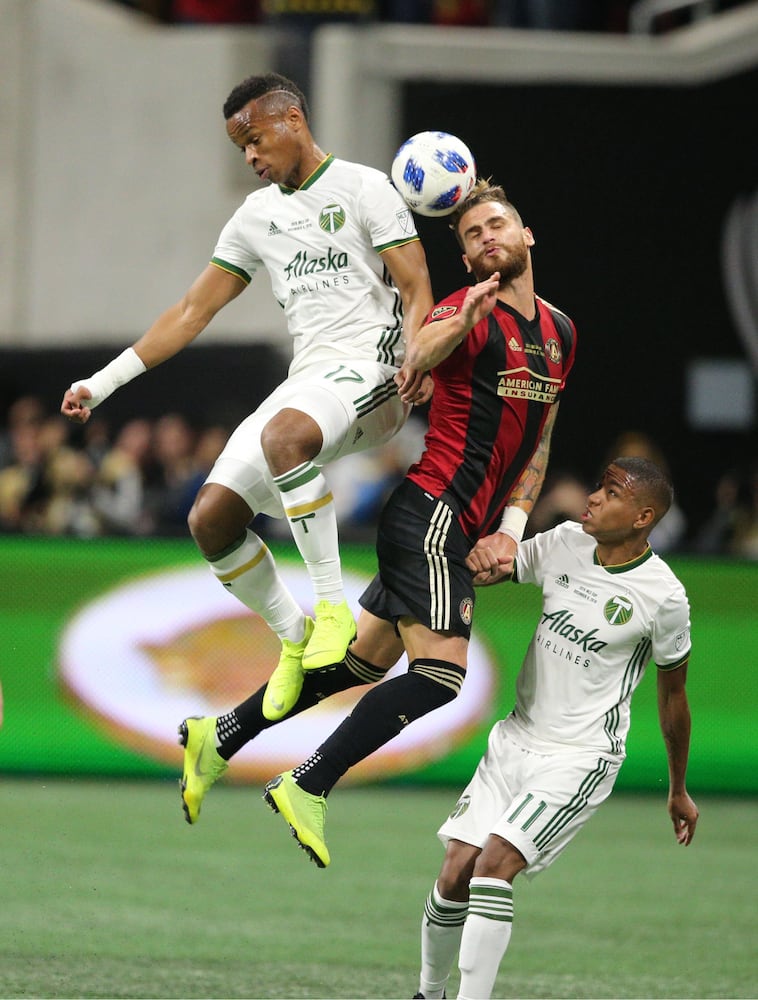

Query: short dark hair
left=612, top=455, right=674, bottom=525
left=223, top=73, right=309, bottom=122
left=448, top=178, right=522, bottom=248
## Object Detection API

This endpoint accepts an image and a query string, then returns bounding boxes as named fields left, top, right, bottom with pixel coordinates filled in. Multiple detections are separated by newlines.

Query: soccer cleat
left=262, top=616, right=315, bottom=722
left=301, top=599, right=357, bottom=672
left=178, top=716, right=228, bottom=825
left=263, top=771, right=330, bottom=868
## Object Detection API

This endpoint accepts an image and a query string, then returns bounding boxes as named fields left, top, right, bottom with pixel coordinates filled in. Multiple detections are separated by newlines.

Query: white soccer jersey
left=506, top=520, right=691, bottom=761
left=211, top=155, right=420, bottom=376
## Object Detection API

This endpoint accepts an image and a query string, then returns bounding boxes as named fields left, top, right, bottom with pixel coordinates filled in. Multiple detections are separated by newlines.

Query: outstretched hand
left=668, top=791, right=699, bottom=846
left=467, top=530, right=517, bottom=586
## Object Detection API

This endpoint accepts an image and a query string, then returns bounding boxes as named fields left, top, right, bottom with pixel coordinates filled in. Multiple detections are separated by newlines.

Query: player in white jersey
left=414, top=456, right=699, bottom=1000
left=59, top=73, right=434, bottom=823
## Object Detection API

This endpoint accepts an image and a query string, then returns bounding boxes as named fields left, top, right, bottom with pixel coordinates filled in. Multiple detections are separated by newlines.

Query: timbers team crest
left=604, top=595, right=634, bottom=625
left=449, top=794, right=471, bottom=820
left=319, top=203, right=346, bottom=233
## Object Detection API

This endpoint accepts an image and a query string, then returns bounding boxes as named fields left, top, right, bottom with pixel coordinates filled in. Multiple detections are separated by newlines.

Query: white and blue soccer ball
left=391, top=131, right=477, bottom=218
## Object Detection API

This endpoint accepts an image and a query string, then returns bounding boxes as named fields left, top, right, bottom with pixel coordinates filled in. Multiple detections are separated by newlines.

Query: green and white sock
left=275, top=462, right=344, bottom=605
left=457, top=877, right=513, bottom=1000
left=208, top=529, right=304, bottom=641
left=418, top=882, right=468, bottom=1000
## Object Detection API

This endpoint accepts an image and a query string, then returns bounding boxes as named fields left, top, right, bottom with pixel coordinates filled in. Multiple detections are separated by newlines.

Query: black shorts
left=359, top=479, right=475, bottom=639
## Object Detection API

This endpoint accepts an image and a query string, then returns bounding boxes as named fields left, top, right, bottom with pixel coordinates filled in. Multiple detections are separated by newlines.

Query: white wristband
left=70, top=347, right=146, bottom=410
left=499, top=506, right=528, bottom=544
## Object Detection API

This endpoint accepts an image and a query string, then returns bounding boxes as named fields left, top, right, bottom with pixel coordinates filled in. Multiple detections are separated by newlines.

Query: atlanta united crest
left=459, top=597, right=473, bottom=626
left=545, top=338, right=561, bottom=363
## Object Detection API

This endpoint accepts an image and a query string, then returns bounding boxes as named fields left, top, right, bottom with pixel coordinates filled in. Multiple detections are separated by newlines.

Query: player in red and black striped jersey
left=409, top=289, right=575, bottom=545
left=257, top=180, right=578, bottom=867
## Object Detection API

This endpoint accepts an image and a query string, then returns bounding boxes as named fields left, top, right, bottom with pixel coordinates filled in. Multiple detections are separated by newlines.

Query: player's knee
left=351, top=622, right=404, bottom=673
left=188, top=485, right=249, bottom=557
left=438, top=844, right=477, bottom=900
left=473, top=835, right=527, bottom=882
left=187, top=491, right=206, bottom=544
left=344, top=649, right=393, bottom=686
left=261, top=408, right=322, bottom=473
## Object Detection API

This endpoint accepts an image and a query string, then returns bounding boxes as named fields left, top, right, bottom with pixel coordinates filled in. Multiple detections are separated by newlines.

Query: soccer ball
left=391, top=131, right=477, bottom=218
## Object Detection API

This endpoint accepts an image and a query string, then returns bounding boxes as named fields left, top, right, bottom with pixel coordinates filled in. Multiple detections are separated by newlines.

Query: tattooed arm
left=466, top=402, right=559, bottom=585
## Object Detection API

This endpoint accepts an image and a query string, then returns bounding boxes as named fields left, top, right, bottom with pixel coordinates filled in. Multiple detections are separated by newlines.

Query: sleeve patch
left=431, top=305, right=459, bottom=321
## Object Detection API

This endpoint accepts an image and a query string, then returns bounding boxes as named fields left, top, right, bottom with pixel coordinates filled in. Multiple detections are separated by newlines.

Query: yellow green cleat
left=263, top=771, right=330, bottom=868
left=302, top=599, right=356, bottom=672
left=262, top=616, right=315, bottom=722
left=178, top=716, right=228, bottom=825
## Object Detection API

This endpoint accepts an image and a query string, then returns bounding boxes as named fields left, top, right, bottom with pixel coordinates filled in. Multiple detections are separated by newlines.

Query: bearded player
left=258, top=180, right=579, bottom=866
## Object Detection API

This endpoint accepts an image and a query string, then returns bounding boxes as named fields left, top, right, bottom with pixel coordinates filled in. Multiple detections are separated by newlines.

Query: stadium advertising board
left=0, top=538, right=754, bottom=793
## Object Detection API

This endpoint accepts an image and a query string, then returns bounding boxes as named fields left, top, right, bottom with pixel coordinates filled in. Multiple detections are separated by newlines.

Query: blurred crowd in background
left=1, top=394, right=756, bottom=558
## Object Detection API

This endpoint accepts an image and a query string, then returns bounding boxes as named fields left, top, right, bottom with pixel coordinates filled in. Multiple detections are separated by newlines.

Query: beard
left=470, top=241, right=529, bottom=286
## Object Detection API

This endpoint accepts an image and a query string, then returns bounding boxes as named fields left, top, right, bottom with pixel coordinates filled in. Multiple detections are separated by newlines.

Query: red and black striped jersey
left=407, top=290, right=577, bottom=544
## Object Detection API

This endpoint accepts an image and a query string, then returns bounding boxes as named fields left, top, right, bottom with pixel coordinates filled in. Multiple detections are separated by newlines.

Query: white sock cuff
left=210, top=529, right=267, bottom=578
left=469, top=876, right=512, bottom=891
left=433, top=883, right=469, bottom=911
left=468, top=876, right=514, bottom=923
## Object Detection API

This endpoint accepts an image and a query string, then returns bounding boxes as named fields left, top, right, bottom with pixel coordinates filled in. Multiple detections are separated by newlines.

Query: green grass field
left=0, top=778, right=753, bottom=999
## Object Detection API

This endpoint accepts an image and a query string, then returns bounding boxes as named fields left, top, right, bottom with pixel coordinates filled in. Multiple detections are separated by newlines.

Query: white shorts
left=438, top=718, right=621, bottom=878
left=205, top=359, right=409, bottom=517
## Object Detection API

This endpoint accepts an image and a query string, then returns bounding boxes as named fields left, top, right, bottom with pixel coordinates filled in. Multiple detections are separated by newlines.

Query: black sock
left=294, top=660, right=465, bottom=796
left=214, top=651, right=388, bottom=760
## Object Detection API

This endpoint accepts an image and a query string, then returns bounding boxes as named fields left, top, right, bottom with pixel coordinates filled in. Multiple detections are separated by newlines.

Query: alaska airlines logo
left=284, top=248, right=349, bottom=280
left=319, top=203, right=346, bottom=233
left=539, top=609, right=608, bottom=652
left=497, top=367, right=562, bottom=403
left=604, top=595, right=634, bottom=625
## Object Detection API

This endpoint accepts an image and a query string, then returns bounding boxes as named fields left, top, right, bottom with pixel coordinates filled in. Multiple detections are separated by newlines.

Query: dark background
left=404, top=67, right=758, bottom=533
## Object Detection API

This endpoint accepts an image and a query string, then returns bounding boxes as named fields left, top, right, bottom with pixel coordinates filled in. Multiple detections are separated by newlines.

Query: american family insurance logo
left=58, top=565, right=495, bottom=783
